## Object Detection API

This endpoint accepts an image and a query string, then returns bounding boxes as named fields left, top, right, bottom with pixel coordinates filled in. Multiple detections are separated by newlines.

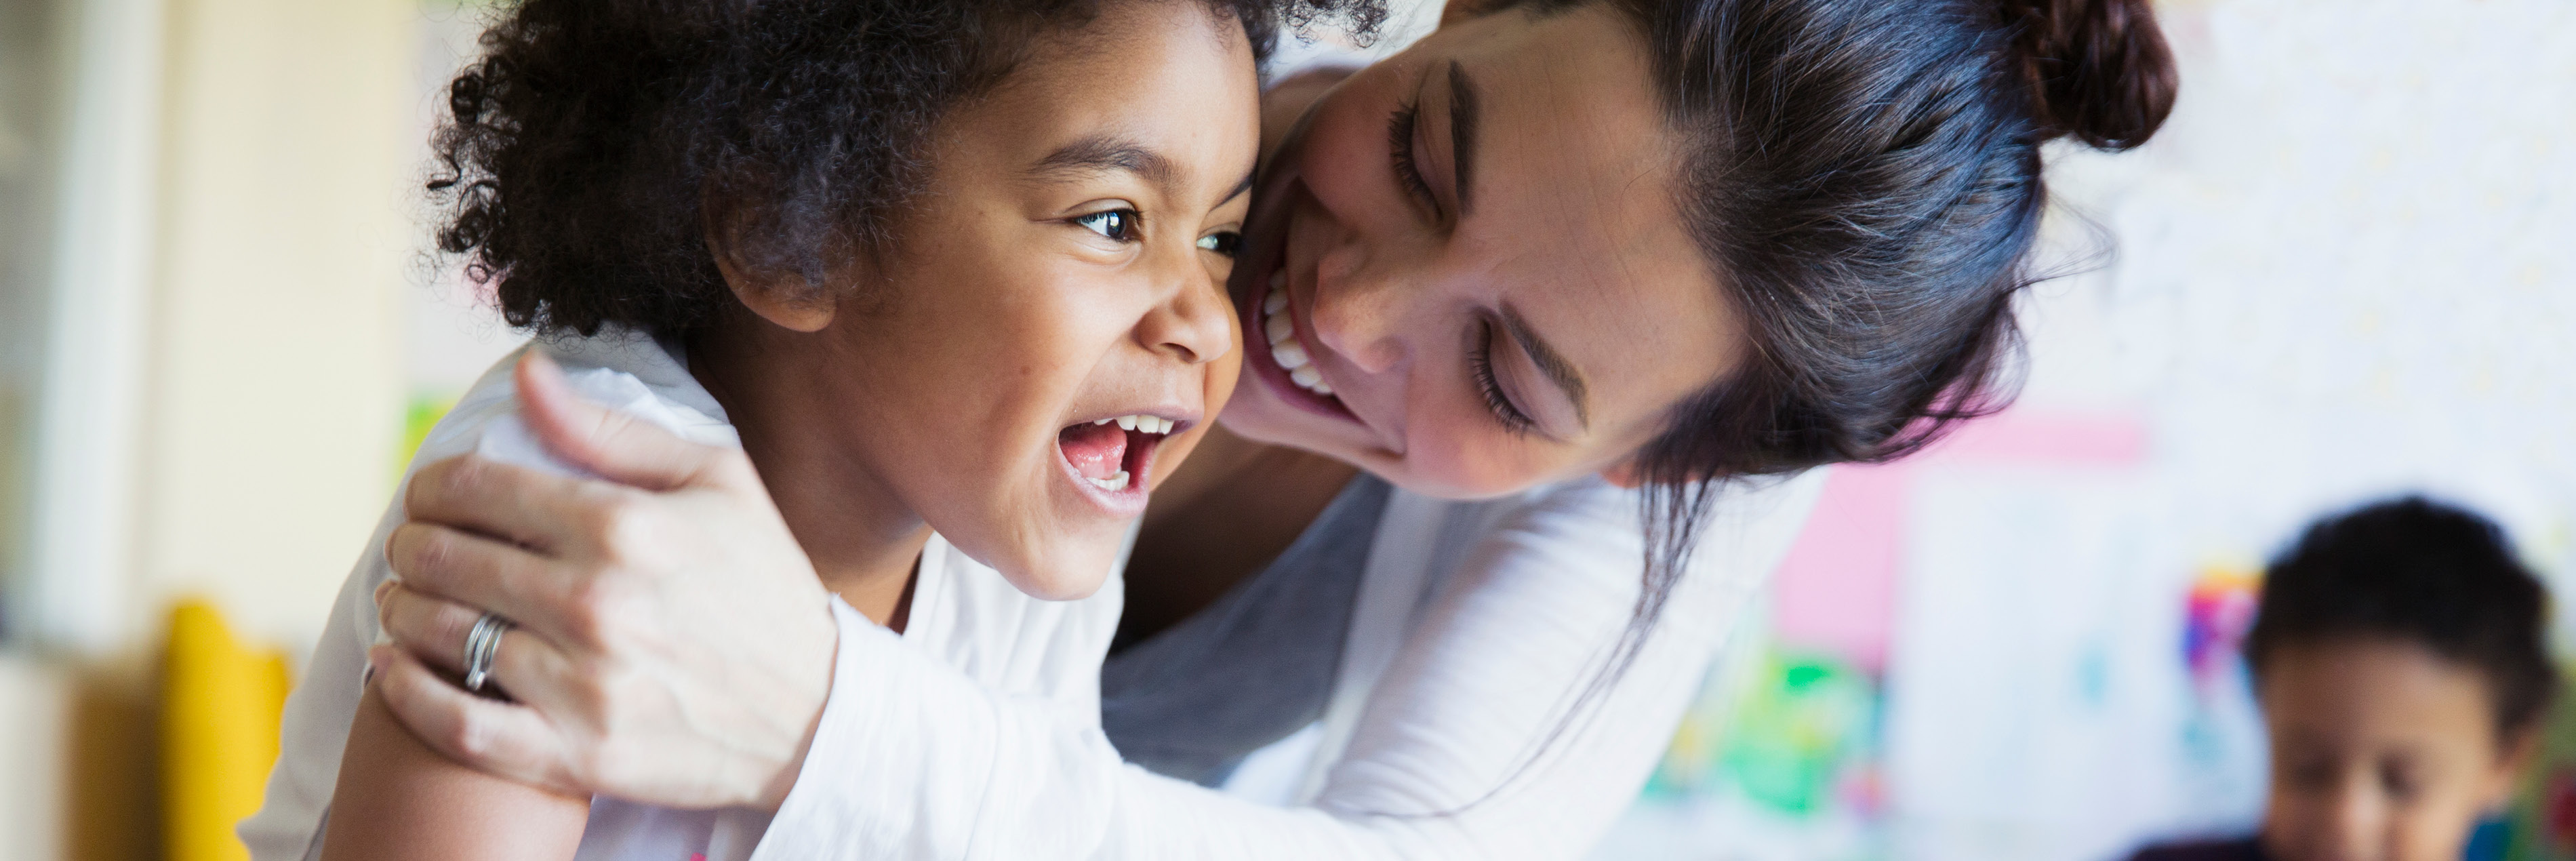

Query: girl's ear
left=702, top=205, right=839, bottom=334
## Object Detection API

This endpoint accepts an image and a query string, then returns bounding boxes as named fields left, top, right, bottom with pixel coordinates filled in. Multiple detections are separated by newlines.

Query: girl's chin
left=995, top=550, right=1115, bottom=601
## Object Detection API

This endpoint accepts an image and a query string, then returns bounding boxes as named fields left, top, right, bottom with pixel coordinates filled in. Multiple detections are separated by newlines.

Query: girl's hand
left=371, top=354, right=837, bottom=809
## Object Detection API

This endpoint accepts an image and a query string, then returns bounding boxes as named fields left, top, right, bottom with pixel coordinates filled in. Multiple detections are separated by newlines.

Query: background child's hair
left=2245, top=496, right=2558, bottom=742
left=428, top=0, right=1382, bottom=338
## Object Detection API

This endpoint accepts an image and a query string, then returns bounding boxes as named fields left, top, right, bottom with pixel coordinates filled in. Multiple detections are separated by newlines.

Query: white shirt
left=240, top=327, right=1122, bottom=861
left=750, top=468, right=1826, bottom=860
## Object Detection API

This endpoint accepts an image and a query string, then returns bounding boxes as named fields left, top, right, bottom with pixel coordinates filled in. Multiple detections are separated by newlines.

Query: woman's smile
left=1242, top=246, right=1363, bottom=425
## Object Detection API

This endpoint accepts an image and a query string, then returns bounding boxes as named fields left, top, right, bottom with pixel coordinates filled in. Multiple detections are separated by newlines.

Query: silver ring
left=462, top=612, right=512, bottom=693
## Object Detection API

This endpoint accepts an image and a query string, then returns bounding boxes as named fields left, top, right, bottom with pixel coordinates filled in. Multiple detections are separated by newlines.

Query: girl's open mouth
left=1056, top=414, right=1177, bottom=503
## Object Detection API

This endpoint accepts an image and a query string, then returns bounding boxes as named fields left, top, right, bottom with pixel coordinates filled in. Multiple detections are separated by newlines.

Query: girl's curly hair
left=430, top=0, right=1382, bottom=338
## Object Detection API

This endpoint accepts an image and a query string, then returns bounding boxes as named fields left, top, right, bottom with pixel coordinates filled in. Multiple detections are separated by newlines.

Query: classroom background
left=0, top=0, right=2571, bottom=859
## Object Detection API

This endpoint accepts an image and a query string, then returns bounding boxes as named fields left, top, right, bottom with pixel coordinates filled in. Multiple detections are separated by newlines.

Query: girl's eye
left=1075, top=209, right=1139, bottom=242
left=1196, top=231, right=1242, bottom=257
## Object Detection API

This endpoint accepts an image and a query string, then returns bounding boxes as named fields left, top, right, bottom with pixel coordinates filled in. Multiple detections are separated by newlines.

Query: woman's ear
left=703, top=209, right=839, bottom=334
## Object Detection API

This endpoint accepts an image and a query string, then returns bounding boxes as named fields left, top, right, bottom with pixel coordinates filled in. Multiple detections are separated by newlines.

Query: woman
left=359, top=0, right=2177, bottom=856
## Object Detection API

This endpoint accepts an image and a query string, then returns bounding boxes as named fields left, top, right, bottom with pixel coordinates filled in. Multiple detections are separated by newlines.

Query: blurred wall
left=138, top=0, right=409, bottom=649
left=5, top=0, right=414, bottom=856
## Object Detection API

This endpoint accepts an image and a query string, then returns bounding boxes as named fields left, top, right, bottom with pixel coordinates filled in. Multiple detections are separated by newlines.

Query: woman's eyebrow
left=1446, top=60, right=1481, bottom=214
left=1500, top=304, right=1588, bottom=430
left=1030, top=136, right=1180, bottom=191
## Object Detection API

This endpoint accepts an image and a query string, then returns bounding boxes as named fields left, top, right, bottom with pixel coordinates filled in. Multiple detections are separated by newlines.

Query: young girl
left=239, top=0, right=1370, bottom=857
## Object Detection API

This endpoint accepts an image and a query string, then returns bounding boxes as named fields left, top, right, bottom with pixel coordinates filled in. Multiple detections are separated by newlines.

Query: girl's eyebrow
left=1221, top=169, right=1254, bottom=204
left=1031, top=136, right=1253, bottom=207
left=1031, top=136, right=1180, bottom=190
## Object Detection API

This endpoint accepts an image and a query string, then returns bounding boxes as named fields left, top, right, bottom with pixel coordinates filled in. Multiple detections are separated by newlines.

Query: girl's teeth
left=1086, top=470, right=1131, bottom=492
left=1089, top=415, right=1175, bottom=435
left=1269, top=270, right=1286, bottom=289
left=1263, top=292, right=1288, bottom=315
left=1264, top=313, right=1295, bottom=345
left=1270, top=342, right=1309, bottom=369
left=1290, top=365, right=1324, bottom=388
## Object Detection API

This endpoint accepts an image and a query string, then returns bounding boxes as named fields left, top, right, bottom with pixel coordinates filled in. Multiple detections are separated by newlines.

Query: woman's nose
left=1135, top=255, right=1236, bottom=366
left=1306, top=245, right=1411, bottom=374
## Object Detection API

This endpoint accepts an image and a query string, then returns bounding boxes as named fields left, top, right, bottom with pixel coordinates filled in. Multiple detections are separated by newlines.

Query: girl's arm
left=317, top=685, right=590, bottom=861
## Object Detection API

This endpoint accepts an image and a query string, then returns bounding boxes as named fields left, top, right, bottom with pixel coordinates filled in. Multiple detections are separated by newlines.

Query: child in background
left=2133, top=497, right=2554, bottom=861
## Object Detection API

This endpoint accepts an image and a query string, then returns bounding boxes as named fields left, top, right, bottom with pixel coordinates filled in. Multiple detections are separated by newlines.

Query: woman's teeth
left=1262, top=272, right=1334, bottom=397
left=1088, top=471, right=1132, bottom=492
left=1093, top=414, right=1175, bottom=435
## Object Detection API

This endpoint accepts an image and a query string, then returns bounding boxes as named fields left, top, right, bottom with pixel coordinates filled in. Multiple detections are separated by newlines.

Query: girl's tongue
left=1058, top=422, right=1129, bottom=481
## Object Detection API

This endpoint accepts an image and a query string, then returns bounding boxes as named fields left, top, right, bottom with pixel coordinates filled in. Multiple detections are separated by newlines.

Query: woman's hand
left=369, top=354, right=838, bottom=809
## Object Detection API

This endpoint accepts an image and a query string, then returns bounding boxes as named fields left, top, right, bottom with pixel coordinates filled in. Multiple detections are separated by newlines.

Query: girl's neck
left=685, top=332, right=929, bottom=630
left=1120, top=425, right=1358, bottom=645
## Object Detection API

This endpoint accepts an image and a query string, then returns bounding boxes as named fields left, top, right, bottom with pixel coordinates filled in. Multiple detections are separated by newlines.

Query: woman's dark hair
left=2247, top=496, right=2558, bottom=743
left=1483, top=0, right=2174, bottom=664
left=1447, top=0, right=2175, bottom=792
left=430, top=0, right=1382, bottom=338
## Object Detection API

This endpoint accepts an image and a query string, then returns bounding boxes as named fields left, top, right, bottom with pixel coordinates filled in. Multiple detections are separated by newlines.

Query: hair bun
left=2000, top=0, right=2179, bottom=150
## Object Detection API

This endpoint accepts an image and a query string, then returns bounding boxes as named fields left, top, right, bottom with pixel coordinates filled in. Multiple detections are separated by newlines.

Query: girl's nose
left=1137, top=254, right=1235, bottom=366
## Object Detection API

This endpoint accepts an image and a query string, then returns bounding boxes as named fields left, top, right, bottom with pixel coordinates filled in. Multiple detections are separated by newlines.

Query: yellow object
left=162, top=600, right=292, bottom=861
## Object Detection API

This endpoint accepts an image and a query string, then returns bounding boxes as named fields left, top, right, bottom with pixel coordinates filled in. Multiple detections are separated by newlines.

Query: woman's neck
left=685, top=332, right=929, bottom=630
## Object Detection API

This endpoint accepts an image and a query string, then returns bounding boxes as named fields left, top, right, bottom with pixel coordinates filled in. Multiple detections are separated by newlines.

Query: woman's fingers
left=367, top=644, right=582, bottom=797
left=376, top=580, right=483, bottom=675
left=377, top=582, right=569, bottom=691
left=384, top=521, right=578, bottom=637
left=404, top=454, right=603, bottom=556
left=369, top=644, right=574, bottom=790
left=516, top=352, right=745, bottom=492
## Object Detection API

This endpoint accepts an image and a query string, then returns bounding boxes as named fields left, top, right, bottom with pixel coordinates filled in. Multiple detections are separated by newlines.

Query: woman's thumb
left=515, top=351, right=733, bottom=492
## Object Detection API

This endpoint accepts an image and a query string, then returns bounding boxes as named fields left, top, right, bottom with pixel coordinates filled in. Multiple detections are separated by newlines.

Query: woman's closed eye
left=1074, top=207, right=1140, bottom=242
left=1387, top=99, right=1438, bottom=218
left=1472, top=317, right=1537, bottom=435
